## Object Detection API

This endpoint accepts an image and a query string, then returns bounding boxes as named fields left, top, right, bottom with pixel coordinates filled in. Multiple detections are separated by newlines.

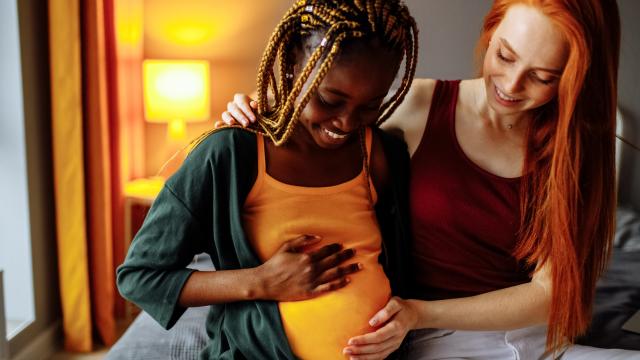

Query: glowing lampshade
left=143, top=59, right=210, bottom=140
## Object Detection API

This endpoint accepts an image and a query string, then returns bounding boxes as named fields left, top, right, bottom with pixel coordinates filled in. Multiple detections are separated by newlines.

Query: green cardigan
left=116, top=127, right=412, bottom=359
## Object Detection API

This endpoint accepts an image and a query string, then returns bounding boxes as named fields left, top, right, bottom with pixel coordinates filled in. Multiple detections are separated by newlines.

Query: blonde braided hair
left=191, top=0, right=418, bottom=149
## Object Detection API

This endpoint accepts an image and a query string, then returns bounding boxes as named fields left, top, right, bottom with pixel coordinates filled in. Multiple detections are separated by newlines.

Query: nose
left=503, top=68, right=526, bottom=94
left=332, top=110, right=362, bottom=133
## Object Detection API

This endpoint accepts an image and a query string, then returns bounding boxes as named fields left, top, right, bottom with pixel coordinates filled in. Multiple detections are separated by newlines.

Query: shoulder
left=189, top=127, right=257, bottom=159
left=381, top=78, right=438, bottom=156
left=168, top=128, right=258, bottom=188
left=386, top=78, right=437, bottom=127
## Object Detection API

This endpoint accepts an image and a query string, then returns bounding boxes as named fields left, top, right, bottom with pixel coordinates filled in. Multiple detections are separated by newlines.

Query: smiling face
left=293, top=40, right=401, bottom=150
left=483, top=4, right=569, bottom=116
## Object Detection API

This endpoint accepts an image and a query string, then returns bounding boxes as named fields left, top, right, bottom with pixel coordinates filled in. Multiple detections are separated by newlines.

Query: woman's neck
left=470, top=78, right=532, bottom=133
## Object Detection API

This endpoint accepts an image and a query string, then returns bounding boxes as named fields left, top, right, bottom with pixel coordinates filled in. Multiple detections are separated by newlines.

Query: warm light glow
left=124, top=176, right=165, bottom=200
left=143, top=59, right=210, bottom=123
left=168, top=118, right=186, bottom=140
left=115, top=0, right=143, bottom=47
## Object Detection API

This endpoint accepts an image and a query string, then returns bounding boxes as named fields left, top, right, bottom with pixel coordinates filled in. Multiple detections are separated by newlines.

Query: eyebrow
left=325, top=87, right=351, bottom=99
left=499, top=37, right=563, bottom=75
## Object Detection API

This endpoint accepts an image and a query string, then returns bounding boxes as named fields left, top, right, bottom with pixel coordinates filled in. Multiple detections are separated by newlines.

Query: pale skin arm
left=342, top=262, right=552, bottom=360
left=220, top=79, right=437, bottom=158
left=178, top=235, right=363, bottom=307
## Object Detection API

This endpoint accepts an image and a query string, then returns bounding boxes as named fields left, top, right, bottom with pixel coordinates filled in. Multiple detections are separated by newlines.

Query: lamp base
left=167, top=118, right=186, bottom=141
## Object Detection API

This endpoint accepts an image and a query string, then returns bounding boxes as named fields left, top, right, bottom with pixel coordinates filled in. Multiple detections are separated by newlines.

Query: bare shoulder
left=381, top=78, right=437, bottom=156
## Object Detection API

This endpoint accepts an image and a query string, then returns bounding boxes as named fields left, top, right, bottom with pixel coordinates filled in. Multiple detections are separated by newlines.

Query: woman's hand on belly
left=343, top=297, right=419, bottom=359
left=256, top=234, right=362, bottom=301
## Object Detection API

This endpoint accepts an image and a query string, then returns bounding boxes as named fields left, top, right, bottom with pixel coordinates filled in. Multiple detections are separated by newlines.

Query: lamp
left=142, top=59, right=210, bottom=140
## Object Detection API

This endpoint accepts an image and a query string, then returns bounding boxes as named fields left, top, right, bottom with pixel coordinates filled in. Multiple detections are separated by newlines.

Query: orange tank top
left=242, top=128, right=391, bottom=359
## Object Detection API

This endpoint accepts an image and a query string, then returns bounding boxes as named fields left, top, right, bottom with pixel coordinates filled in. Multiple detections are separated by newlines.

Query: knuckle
left=303, top=265, right=313, bottom=274
left=336, top=251, right=349, bottom=261
left=388, top=322, right=398, bottom=332
left=299, top=253, right=311, bottom=263
left=326, top=244, right=341, bottom=254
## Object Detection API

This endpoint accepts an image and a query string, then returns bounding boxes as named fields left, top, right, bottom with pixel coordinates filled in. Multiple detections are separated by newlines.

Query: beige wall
left=142, top=0, right=291, bottom=176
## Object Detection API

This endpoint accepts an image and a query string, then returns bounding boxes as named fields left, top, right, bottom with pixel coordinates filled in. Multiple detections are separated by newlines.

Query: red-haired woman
left=223, top=0, right=639, bottom=358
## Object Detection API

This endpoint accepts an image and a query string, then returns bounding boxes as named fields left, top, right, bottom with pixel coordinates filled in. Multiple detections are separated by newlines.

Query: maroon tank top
left=410, top=80, right=531, bottom=300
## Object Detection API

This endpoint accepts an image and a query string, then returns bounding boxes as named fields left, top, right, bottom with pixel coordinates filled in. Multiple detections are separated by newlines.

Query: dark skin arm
left=178, top=234, right=363, bottom=307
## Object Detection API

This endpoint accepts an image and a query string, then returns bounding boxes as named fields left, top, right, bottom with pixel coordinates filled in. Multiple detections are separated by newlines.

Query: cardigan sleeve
left=116, top=139, right=217, bottom=329
left=116, top=185, right=207, bottom=329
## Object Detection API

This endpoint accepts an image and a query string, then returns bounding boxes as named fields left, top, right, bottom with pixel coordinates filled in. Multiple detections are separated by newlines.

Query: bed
left=105, top=207, right=640, bottom=359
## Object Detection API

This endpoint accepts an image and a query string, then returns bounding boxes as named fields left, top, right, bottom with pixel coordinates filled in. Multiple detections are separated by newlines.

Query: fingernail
left=369, top=319, right=377, bottom=326
left=357, top=263, right=363, bottom=270
left=345, top=277, right=351, bottom=283
left=343, top=349, right=352, bottom=355
left=348, top=339, right=356, bottom=345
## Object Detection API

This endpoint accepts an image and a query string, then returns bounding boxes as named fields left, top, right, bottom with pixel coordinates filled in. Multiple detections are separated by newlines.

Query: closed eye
left=317, top=93, right=342, bottom=108
left=530, top=72, right=557, bottom=85
left=496, top=48, right=514, bottom=63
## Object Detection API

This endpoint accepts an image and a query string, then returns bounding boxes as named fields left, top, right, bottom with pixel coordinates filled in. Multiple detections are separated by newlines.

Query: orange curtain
left=48, top=0, right=145, bottom=351
left=84, top=0, right=117, bottom=347
left=48, top=0, right=93, bottom=351
left=111, top=0, right=146, bottom=318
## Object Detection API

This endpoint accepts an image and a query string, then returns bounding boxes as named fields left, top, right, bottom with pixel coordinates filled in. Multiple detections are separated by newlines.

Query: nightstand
left=123, top=176, right=165, bottom=319
left=123, top=176, right=165, bottom=249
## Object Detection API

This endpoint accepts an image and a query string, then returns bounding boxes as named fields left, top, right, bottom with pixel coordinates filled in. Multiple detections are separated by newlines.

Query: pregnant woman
left=117, top=0, right=418, bottom=359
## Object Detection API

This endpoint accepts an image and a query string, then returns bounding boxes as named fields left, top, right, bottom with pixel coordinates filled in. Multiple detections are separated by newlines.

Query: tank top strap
left=412, top=80, right=461, bottom=162
left=363, top=127, right=378, bottom=203
left=364, top=126, right=373, bottom=163
left=429, top=79, right=461, bottom=129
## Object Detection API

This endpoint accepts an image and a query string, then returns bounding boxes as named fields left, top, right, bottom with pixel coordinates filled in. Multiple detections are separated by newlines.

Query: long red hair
left=477, top=0, right=620, bottom=350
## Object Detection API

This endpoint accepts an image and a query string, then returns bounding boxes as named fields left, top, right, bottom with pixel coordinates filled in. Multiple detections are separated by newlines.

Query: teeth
left=323, top=128, right=348, bottom=139
left=496, top=86, right=519, bottom=102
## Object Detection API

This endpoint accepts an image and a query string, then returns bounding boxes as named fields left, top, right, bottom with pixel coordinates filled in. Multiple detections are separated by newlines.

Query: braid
left=190, top=0, right=418, bottom=204
left=253, top=0, right=419, bottom=146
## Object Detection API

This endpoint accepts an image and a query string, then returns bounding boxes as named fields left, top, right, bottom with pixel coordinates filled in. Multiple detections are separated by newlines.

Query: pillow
left=577, top=207, right=640, bottom=350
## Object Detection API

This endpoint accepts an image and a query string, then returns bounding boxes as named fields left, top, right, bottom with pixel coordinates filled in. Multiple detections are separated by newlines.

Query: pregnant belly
left=279, top=264, right=391, bottom=360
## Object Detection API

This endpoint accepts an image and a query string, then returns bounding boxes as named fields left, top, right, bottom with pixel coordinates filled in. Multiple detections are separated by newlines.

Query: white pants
left=405, top=326, right=640, bottom=359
